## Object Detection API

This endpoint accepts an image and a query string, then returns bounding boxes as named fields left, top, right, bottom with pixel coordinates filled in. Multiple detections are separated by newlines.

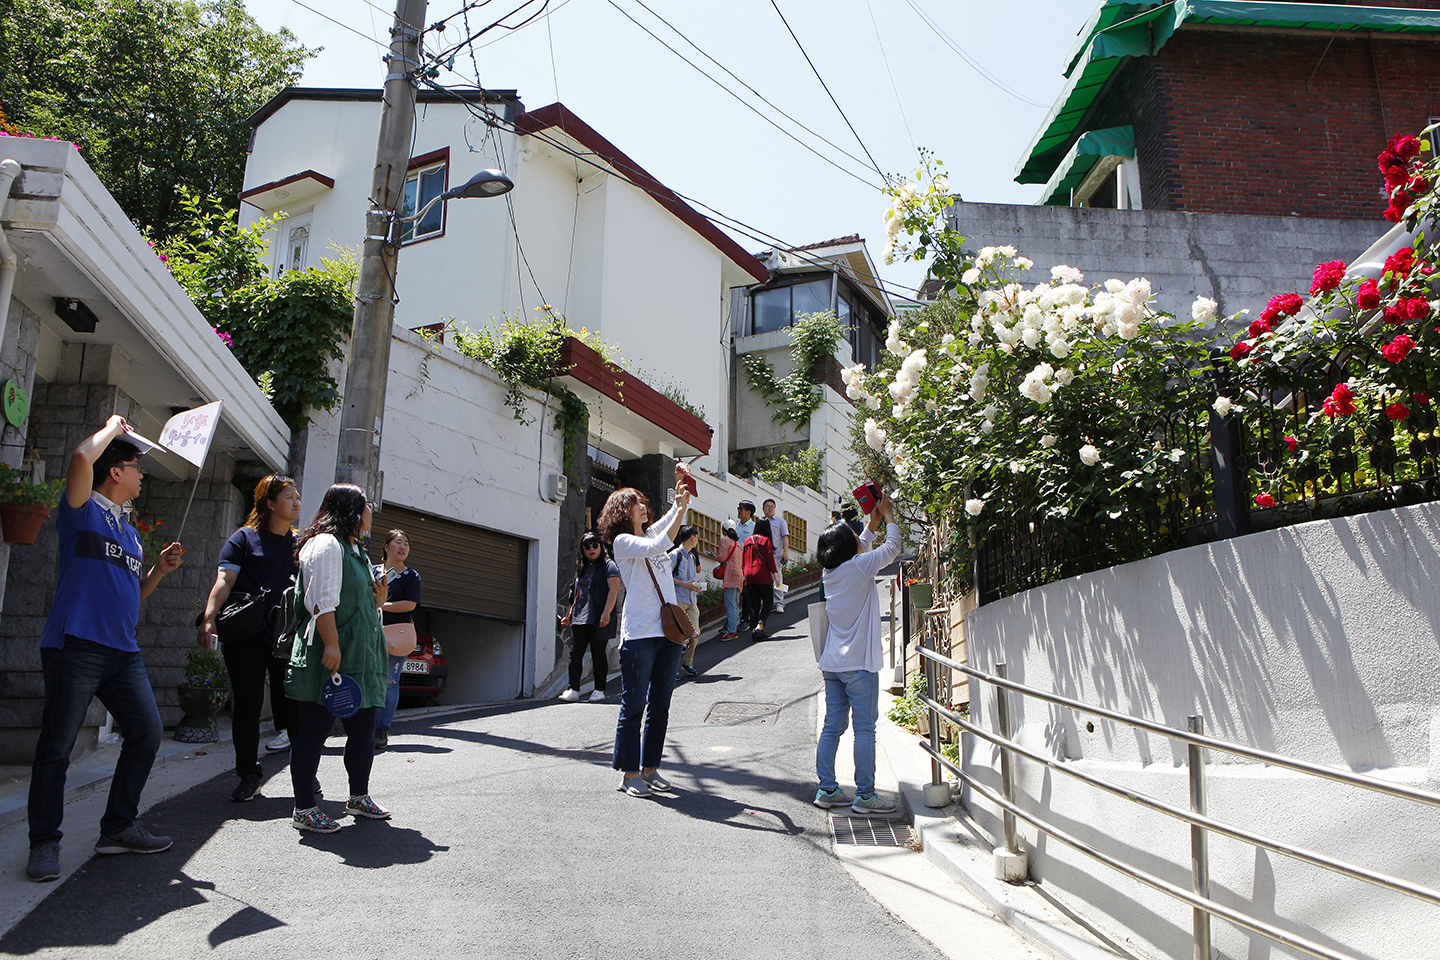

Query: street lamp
left=402, top=168, right=514, bottom=230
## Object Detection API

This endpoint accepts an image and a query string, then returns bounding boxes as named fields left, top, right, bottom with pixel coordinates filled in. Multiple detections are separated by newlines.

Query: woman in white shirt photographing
left=812, top=488, right=901, bottom=817
left=598, top=465, right=693, bottom=798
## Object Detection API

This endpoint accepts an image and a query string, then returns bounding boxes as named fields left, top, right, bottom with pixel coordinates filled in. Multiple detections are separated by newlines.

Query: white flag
left=157, top=400, right=223, bottom=468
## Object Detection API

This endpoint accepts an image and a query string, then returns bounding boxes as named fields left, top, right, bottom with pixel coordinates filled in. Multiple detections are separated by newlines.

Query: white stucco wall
left=297, top=327, right=563, bottom=696
left=960, top=502, right=1440, bottom=960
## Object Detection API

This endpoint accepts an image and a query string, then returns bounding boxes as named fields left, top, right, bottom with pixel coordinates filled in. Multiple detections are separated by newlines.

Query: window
left=784, top=511, right=808, bottom=555
left=688, top=510, right=722, bottom=559
left=277, top=222, right=309, bottom=276
left=750, top=277, right=832, bottom=334
left=401, top=158, right=448, bottom=244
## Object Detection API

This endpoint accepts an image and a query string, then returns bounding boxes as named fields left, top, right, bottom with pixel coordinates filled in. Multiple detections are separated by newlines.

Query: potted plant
left=173, top=644, right=230, bottom=744
left=0, top=464, right=64, bottom=545
left=906, top=578, right=934, bottom=611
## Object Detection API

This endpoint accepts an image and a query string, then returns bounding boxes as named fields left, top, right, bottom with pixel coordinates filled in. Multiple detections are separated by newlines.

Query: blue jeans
left=375, top=654, right=406, bottom=730
left=29, top=637, right=163, bottom=845
left=722, top=587, right=740, bottom=633
left=815, top=669, right=880, bottom=798
left=612, top=636, right=684, bottom=772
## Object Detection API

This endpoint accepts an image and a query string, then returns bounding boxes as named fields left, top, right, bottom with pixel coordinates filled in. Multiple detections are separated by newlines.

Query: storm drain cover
left=703, top=701, right=782, bottom=725
left=832, top=815, right=914, bottom=847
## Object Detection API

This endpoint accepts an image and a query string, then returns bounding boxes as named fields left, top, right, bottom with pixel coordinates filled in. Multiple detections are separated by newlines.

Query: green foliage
left=160, top=190, right=355, bottom=429
left=0, top=464, right=64, bottom=506
left=0, top=0, right=313, bottom=239
left=743, top=310, right=845, bottom=427
left=183, top=644, right=229, bottom=692
left=569, top=326, right=704, bottom=420
left=887, top=671, right=926, bottom=732
left=756, top=445, right=825, bottom=492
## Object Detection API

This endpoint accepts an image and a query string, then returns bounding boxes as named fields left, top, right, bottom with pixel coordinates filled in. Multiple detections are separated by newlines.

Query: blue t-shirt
left=378, top=566, right=422, bottom=626
left=572, top=560, right=620, bottom=627
left=42, top=495, right=144, bottom=651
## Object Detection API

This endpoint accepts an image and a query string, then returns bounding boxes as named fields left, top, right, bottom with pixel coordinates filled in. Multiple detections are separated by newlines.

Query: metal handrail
left=919, top=646, right=1440, bottom=809
left=915, top=643, right=1440, bottom=960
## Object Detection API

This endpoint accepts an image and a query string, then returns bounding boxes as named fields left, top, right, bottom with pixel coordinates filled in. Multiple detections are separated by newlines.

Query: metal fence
left=915, top=642, right=1440, bottom=960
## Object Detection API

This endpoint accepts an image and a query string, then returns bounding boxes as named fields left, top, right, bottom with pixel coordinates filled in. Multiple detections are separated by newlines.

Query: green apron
left=285, top=539, right=386, bottom=708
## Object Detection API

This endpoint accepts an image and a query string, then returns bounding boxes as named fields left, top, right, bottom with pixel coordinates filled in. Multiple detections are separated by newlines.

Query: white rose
left=968, top=331, right=983, bottom=348
left=1104, top=279, right=1125, bottom=294
left=1079, top=443, right=1101, bottom=467
left=1040, top=434, right=1057, bottom=448
left=864, top=418, right=887, bottom=451
left=1051, top=264, right=1084, bottom=284
left=1014, top=256, right=1034, bottom=270
left=1212, top=396, right=1234, bottom=417
left=965, top=498, right=984, bottom=517
left=962, top=267, right=980, bottom=285
left=865, top=394, right=882, bottom=410
left=980, top=419, right=995, bottom=434
left=1022, top=327, right=1042, bottom=349
left=1192, top=296, right=1217, bottom=324
left=1054, top=368, right=1075, bottom=387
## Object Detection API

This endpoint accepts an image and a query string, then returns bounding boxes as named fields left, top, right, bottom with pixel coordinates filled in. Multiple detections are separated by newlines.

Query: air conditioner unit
left=547, top=473, right=568, bottom=502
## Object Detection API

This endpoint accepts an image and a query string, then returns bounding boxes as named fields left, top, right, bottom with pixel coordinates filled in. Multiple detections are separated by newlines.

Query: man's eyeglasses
left=119, top=462, right=144, bottom=476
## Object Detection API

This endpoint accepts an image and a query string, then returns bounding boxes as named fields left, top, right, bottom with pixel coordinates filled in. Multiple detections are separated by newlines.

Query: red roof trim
left=516, top=104, right=769, bottom=285
left=239, top=169, right=335, bottom=200
left=558, top=337, right=712, bottom=454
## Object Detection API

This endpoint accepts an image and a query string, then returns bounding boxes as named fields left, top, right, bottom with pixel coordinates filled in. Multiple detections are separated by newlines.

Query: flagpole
left=175, top=465, right=204, bottom=545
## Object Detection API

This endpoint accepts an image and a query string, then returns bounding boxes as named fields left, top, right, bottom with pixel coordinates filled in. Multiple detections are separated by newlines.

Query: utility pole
left=334, top=0, right=429, bottom=502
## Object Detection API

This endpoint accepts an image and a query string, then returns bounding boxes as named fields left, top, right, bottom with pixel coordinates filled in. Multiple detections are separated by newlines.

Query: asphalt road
left=1, top=601, right=949, bottom=960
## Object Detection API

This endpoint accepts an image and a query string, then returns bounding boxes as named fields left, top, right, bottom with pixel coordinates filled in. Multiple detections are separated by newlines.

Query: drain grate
left=703, top=701, right=782, bottom=725
left=831, top=815, right=914, bottom=847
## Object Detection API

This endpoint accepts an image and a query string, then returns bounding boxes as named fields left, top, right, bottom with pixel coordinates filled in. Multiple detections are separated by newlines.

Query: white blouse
left=611, top=500, right=682, bottom=643
left=297, top=533, right=351, bottom=617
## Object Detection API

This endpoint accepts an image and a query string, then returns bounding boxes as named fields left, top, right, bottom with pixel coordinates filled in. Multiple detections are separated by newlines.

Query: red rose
left=1248, top=318, right=1273, bottom=338
left=1357, top=278, right=1381, bottom=309
left=1261, top=293, right=1304, bottom=323
left=1310, top=260, right=1347, bottom=294
left=1381, top=334, right=1415, bottom=363
left=1408, top=175, right=1431, bottom=196
left=1230, top=341, right=1253, bottom=361
left=1391, top=135, right=1421, bottom=159
left=1283, top=436, right=1298, bottom=452
left=1254, top=493, right=1276, bottom=508
left=1384, top=164, right=1409, bottom=188
left=1384, top=304, right=1406, bottom=325
left=1417, top=392, right=1431, bottom=403
left=1385, top=206, right=1405, bottom=224
left=1323, top=383, right=1356, bottom=418
left=1387, top=403, right=1410, bottom=421
left=1384, top=248, right=1416, bottom=279
left=1403, top=297, right=1431, bottom=320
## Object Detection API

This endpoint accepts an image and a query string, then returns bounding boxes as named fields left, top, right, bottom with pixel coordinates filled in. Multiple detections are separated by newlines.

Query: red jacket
left=742, top=535, right=776, bottom=584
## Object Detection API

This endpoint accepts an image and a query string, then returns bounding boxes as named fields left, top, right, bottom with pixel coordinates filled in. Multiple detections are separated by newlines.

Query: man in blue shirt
left=26, top=416, right=184, bottom=883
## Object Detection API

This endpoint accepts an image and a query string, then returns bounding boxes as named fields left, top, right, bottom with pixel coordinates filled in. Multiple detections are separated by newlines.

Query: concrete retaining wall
left=961, top=502, right=1440, bottom=960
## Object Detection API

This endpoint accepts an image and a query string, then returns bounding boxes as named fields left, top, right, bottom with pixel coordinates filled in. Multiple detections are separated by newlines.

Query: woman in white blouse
left=598, top=466, right=692, bottom=798
left=284, top=483, right=390, bottom=833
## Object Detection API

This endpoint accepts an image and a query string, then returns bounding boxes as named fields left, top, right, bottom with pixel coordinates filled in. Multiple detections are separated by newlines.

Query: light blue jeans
left=375, top=653, right=406, bottom=730
left=722, top=587, right=740, bottom=633
left=815, top=669, right=880, bottom=798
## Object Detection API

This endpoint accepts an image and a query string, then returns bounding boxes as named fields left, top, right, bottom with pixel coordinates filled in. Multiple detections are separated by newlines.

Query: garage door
left=367, top=504, right=528, bottom=623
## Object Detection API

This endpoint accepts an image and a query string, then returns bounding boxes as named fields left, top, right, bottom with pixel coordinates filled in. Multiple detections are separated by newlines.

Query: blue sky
left=245, top=0, right=1090, bottom=297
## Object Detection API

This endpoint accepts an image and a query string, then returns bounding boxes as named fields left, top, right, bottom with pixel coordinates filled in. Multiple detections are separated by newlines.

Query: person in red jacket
left=742, top=518, right=777, bottom=639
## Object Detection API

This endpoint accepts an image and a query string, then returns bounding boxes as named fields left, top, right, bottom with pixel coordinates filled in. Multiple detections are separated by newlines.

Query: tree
left=0, top=0, right=313, bottom=239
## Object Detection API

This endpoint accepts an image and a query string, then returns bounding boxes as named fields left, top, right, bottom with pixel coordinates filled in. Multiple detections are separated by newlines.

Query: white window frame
left=401, top=161, right=448, bottom=244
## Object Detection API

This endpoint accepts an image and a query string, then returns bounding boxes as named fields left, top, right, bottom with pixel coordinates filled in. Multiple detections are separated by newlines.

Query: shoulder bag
left=269, top=568, right=309, bottom=661
left=217, top=531, right=293, bottom=643
left=644, top=559, right=693, bottom=646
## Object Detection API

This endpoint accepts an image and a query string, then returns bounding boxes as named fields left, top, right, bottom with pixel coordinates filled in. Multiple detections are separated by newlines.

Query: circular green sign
left=3, top=380, right=28, bottom=428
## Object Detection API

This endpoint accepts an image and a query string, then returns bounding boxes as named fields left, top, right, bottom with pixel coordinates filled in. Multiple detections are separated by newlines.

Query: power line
left=901, top=0, right=1048, bottom=108
left=766, top=0, right=884, bottom=180
left=289, top=0, right=391, bottom=49
left=864, top=0, right=917, bottom=160
left=600, top=0, right=879, bottom=190
left=429, top=0, right=553, bottom=63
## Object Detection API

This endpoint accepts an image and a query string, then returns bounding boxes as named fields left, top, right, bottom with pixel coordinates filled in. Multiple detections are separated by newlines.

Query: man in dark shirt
left=26, top=416, right=184, bottom=883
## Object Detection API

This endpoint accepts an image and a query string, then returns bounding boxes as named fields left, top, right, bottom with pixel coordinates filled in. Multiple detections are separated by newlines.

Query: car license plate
left=401, top=660, right=429, bottom=675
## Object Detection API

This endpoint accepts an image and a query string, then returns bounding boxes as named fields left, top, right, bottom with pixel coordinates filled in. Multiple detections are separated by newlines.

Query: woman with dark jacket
left=198, top=474, right=301, bottom=803
left=373, top=529, right=422, bottom=750
left=558, top=532, right=621, bottom=702
left=742, top=518, right=777, bottom=639
left=285, top=483, right=390, bottom=833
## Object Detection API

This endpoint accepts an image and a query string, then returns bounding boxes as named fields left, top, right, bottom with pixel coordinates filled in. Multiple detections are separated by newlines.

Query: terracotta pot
left=0, top=502, right=50, bottom=545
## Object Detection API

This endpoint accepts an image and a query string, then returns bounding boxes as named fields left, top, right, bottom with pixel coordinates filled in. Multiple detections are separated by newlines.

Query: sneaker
left=850, top=793, right=899, bottom=817
left=374, top=728, right=389, bottom=751
left=680, top=664, right=698, bottom=677
left=264, top=730, right=291, bottom=752
left=230, top=770, right=262, bottom=803
left=345, top=795, right=391, bottom=820
left=588, top=689, right=606, bottom=702
left=95, top=823, right=172, bottom=855
left=558, top=688, right=581, bottom=702
left=718, top=631, right=739, bottom=641
left=813, top=787, right=853, bottom=809
left=641, top=771, right=672, bottom=791
left=292, top=807, right=341, bottom=833
left=619, top=776, right=651, bottom=798
left=26, top=843, right=60, bottom=882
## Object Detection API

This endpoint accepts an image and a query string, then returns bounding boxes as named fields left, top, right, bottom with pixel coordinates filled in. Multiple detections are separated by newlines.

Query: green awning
left=1018, top=1, right=1440, bottom=185
left=1035, top=126, right=1134, bottom=206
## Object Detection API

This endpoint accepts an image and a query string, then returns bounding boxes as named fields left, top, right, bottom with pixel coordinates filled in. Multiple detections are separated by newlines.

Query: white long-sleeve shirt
left=819, top=522, right=901, bottom=673
left=612, top=500, right=682, bottom=643
left=298, top=533, right=348, bottom=617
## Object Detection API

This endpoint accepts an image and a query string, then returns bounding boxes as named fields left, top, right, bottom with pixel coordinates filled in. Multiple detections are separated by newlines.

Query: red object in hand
left=853, top=481, right=882, bottom=514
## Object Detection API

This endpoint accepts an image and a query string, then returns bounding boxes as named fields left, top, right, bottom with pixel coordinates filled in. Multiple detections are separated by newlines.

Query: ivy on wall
left=742, top=310, right=845, bottom=427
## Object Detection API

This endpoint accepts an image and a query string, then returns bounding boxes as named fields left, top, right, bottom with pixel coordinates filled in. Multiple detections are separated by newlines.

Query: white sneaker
left=265, top=730, right=290, bottom=752
left=558, top=688, right=581, bottom=702
left=588, top=690, right=606, bottom=702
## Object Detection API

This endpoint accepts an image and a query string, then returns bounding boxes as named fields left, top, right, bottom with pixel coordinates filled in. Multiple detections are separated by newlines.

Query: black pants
left=569, top=624, right=608, bottom=692
left=289, top=700, right=376, bottom=809
left=222, top=637, right=296, bottom=778
left=744, top=582, right=773, bottom=631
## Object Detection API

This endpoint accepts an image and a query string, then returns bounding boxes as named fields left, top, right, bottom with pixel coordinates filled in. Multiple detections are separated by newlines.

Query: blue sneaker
left=850, top=793, right=899, bottom=816
left=813, top=787, right=853, bottom=809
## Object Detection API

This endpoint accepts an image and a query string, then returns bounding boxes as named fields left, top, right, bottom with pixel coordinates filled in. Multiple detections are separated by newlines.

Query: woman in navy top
left=558, top=532, right=621, bottom=702
left=374, top=529, right=422, bottom=750
left=198, top=474, right=302, bottom=802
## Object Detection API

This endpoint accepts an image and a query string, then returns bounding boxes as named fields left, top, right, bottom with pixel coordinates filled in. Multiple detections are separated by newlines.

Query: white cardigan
left=611, top=501, right=682, bottom=643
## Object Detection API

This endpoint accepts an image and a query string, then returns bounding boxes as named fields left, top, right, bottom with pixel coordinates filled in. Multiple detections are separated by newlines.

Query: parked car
left=398, top=631, right=447, bottom=701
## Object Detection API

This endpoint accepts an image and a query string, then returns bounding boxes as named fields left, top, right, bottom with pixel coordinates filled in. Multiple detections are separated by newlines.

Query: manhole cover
left=703, top=702, right=782, bottom=725
left=832, top=815, right=914, bottom=847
